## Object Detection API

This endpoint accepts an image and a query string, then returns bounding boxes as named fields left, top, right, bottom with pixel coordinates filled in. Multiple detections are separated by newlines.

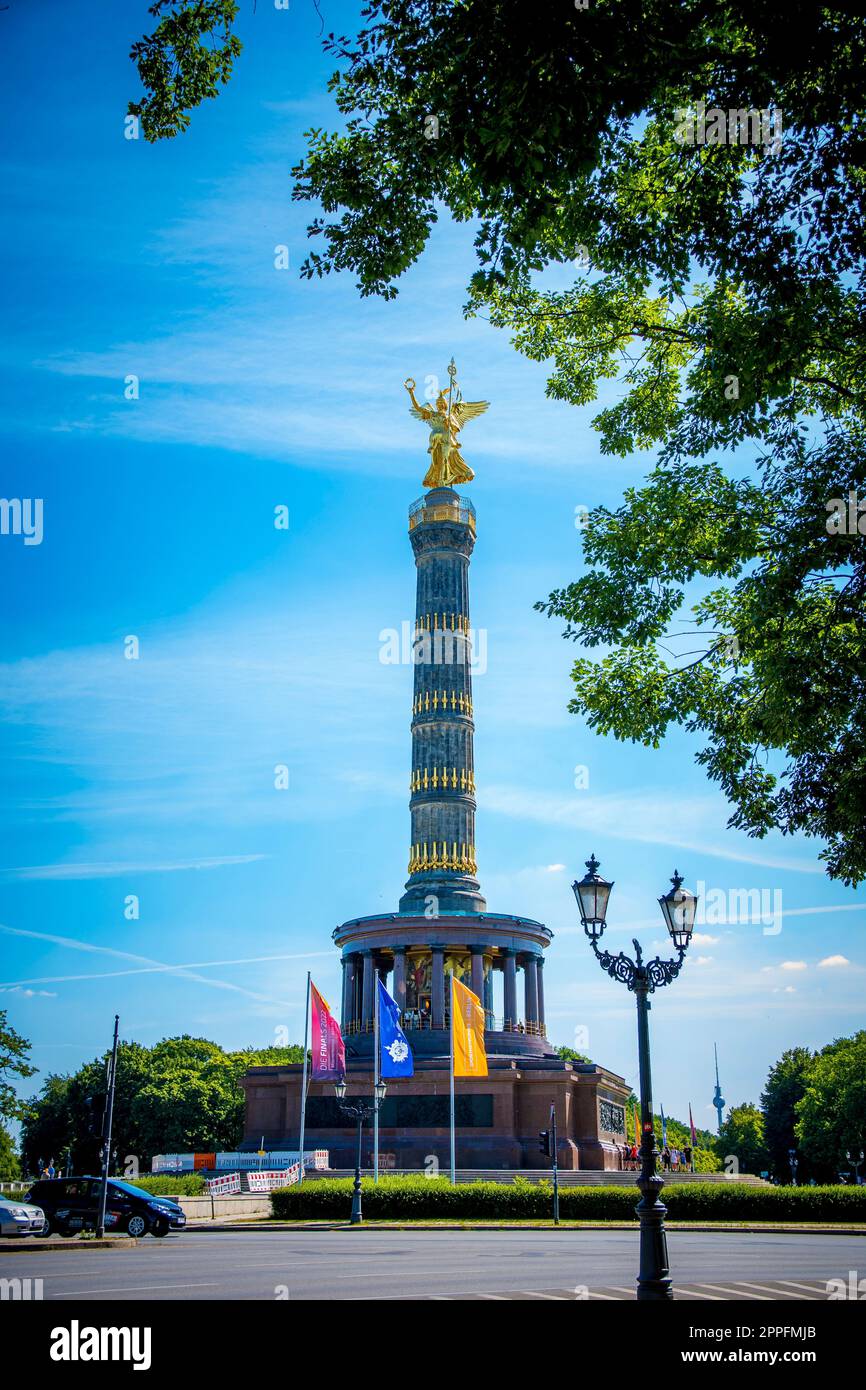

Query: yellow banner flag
left=452, top=976, right=487, bottom=1077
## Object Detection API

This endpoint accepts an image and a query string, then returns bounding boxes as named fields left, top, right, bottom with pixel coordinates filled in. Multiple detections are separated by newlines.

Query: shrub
left=270, top=1177, right=866, bottom=1223
left=125, top=1174, right=207, bottom=1196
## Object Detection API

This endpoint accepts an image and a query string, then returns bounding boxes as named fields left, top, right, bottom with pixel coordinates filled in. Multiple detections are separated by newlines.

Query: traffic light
left=539, top=1130, right=552, bottom=1158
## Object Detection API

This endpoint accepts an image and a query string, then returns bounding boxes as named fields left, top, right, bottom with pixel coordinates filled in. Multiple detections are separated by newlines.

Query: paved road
left=4, top=1229, right=863, bottom=1300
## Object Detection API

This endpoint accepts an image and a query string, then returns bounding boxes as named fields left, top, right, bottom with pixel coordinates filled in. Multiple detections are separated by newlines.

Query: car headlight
left=11, top=1207, right=28, bottom=1218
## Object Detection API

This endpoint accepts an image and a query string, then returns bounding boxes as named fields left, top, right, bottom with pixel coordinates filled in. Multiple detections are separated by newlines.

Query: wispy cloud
left=3, top=854, right=268, bottom=881
left=482, top=783, right=825, bottom=874
left=0, top=985, right=57, bottom=998
left=0, top=922, right=298, bottom=1008
left=0, top=948, right=333, bottom=991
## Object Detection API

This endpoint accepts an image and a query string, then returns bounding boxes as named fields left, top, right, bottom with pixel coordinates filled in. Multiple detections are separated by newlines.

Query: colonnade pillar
left=431, top=945, right=445, bottom=1028
left=469, top=946, right=485, bottom=1002
left=502, top=949, right=518, bottom=1029
left=392, top=947, right=407, bottom=1013
left=361, top=950, right=375, bottom=1027
left=523, top=954, right=539, bottom=1029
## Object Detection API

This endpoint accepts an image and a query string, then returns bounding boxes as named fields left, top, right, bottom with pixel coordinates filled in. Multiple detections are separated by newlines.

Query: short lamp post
left=573, top=854, right=696, bottom=1302
left=334, top=1078, right=387, bottom=1224
left=788, top=1148, right=799, bottom=1185
left=845, top=1149, right=864, bottom=1186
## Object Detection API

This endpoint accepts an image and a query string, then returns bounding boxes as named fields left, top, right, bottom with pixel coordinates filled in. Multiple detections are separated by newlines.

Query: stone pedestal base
left=241, top=1056, right=630, bottom=1171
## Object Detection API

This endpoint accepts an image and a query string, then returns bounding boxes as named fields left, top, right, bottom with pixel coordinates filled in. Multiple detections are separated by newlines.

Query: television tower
left=712, top=1042, right=725, bottom=1133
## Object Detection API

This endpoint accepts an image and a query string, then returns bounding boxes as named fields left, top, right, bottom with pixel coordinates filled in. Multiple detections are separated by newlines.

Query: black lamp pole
left=846, top=1149, right=864, bottom=1185
left=573, top=855, right=697, bottom=1302
left=334, top=1079, right=386, bottom=1224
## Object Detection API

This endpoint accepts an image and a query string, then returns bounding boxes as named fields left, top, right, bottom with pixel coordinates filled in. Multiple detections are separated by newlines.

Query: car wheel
left=126, top=1214, right=148, bottom=1238
left=37, top=1217, right=54, bottom=1238
left=151, top=1216, right=169, bottom=1238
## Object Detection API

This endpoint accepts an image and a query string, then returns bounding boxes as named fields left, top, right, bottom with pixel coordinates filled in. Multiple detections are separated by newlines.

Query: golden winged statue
left=404, top=359, right=489, bottom=488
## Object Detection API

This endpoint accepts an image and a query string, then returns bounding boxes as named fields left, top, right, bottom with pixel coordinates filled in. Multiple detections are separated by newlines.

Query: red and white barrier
left=203, top=1171, right=241, bottom=1195
left=246, top=1164, right=300, bottom=1193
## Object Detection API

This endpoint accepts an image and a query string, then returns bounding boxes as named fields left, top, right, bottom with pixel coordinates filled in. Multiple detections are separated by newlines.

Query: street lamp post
left=573, top=854, right=696, bottom=1302
left=333, top=1078, right=387, bottom=1224
left=845, top=1149, right=864, bottom=1185
left=788, top=1148, right=799, bottom=1185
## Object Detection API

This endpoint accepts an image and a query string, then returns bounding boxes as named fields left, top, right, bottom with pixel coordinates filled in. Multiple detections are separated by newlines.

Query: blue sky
left=0, top=0, right=862, bottom=1136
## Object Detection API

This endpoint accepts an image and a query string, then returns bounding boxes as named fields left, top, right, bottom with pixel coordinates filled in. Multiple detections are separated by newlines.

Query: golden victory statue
left=404, top=358, right=489, bottom=488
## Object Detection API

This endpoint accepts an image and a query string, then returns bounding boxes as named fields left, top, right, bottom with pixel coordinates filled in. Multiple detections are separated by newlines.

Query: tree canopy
left=127, top=1, right=866, bottom=879
left=0, top=1009, right=36, bottom=1123
left=20, top=1034, right=303, bottom=1172
left=761, top=1045, right=814, bottom=1181
left=718, top=1101, right=769, bottom=1176
left=795, top=1030, right=866, bottom=1177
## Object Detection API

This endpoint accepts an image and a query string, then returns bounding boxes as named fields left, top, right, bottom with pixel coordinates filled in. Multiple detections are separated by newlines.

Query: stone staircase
left=305, top=1168, right=769, bottom=1187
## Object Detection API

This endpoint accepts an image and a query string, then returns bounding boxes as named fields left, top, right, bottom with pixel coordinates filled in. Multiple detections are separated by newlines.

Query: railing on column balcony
left=491, top=1018, right=547, bottom=1037
left=345, top=1015, right=547, bottom=1038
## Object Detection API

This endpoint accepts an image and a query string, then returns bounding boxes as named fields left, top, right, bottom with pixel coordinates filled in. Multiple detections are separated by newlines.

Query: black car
left=25, top=1177, right=186, bottom=1238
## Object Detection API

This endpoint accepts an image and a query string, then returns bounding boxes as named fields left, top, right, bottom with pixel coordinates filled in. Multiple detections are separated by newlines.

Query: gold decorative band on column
left=413, top=691, right=473, bottom=716
left=410, top=767, right=476, bottom=793
left=408, top=842, right=478, bottom=875
left=414, top=612, right=470, bottom=635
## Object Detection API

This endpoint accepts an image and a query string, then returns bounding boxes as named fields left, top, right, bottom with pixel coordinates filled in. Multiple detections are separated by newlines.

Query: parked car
left=0, top=1195, right=45, bottom=1237
left=24, top=1177, right=186, bottom=1238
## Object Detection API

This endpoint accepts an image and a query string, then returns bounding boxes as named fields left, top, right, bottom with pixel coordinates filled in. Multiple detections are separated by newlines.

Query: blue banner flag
left=660, top=1105, right=668, bottom=1147
left=377, top=979, right=414, bottom=1077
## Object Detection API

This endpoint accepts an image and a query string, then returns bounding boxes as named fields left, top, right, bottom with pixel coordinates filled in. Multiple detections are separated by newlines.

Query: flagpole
left=298, top=971, right=311, bottom=1186
left=449, top=971, right=456, bottom=1185
left=373, top=975, right=380, bottom=1184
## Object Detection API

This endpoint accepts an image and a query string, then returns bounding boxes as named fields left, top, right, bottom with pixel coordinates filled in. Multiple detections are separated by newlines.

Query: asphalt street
left=4, top=1229, right=863, bottom=1300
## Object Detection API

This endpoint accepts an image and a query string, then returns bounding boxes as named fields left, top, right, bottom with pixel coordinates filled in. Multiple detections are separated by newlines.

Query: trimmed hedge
left=126, top=1174, right=207, bottom=1196
left=270, top=1176, right=866, bottom=1223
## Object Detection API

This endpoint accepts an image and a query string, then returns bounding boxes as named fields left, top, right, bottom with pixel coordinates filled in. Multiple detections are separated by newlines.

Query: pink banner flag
left=310, top=982, right=346, bottom=1081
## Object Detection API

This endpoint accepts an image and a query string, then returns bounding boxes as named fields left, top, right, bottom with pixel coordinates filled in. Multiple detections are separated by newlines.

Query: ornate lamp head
left=658, top=870, right=697, bottom=951
left=334, top=1079, right=347, bottom=1101
left=573, top=853, right=613, bottom=941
